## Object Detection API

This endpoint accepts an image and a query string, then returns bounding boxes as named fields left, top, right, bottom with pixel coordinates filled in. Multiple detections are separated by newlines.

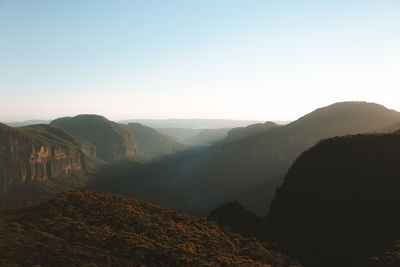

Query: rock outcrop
left=0, top=123, right=95, bottom=188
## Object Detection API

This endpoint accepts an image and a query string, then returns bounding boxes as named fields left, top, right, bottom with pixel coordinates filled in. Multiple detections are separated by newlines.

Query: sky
left=1, top=0, right=399, bottom=122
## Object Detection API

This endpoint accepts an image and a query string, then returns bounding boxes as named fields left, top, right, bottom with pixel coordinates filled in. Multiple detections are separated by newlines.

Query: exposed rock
left=0, top=123, right=94, bottom=188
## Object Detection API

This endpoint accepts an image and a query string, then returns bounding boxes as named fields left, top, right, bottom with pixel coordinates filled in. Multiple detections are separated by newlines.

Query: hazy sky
left=1, top=0, right=399, bottom=122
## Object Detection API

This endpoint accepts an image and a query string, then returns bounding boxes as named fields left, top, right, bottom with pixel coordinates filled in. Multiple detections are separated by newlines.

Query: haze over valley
left=1, top=1, right=400, bottom=266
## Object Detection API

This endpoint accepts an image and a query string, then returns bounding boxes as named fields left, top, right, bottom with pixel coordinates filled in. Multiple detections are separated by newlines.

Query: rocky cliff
left=0, top=123, right=95, bottom=188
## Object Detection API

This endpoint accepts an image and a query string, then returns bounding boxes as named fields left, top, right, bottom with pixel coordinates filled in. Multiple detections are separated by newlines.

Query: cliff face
left=0, top=123, right=94, bottom=188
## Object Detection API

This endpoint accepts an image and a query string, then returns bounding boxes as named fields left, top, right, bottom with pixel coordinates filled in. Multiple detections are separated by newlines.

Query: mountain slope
left=225, top=121, right=280, bottom=142
left=51, top=115, right=143, bottom=162
left=188, top=102, right=400, bottom=215
left=156, top=128, right=202, bottom=141
left=0, top=191, right=302, bottom=267
left=266, top=133, right=400, bottom=267
left=0, top=123, right=95, bottom=189
left=184, top=128, right=231, bottom=146
left=124, top=123, right=187, bottom=158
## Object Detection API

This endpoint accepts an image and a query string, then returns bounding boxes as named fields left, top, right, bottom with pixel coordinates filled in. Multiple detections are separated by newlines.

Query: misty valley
left=1, top=101, right=400, bottom=266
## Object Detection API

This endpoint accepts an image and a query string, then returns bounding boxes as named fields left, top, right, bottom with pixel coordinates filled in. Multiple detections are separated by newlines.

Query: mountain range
left=1, top=101, right=400, bottom=266
left=184, top=101, right=400, bottom=215
left=208, top=131, right=400, bottom=266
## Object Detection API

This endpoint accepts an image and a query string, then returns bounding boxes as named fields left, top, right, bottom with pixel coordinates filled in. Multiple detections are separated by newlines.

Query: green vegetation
left=0, top=171, right=91, bottom=208
left=0, top=191, right=302, bottom=267
left=0, top=123, right=84, bottom=150
left=124, top=123, right=187, bottom=158
left=51, top=115, right=145, bottom=162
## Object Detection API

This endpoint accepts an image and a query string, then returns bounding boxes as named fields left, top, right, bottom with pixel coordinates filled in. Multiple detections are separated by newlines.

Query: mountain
left=51, top=115, right=144, bottom=162
left=183, top=128, right=231, bottom=146
left=4, top=120, right=51, bottom=127
left=0, top=123, right=95, bottom=189
left=266, top=133, right=400, bottom=267
left=225, top=121, right=280, bottom=142
left=186, top=102, right=400, bottom=215
left=156, top=128, right=202, bottom=141
left=0, top=191, right=302, bottom=267
left=124, top=123, right=187, bottom=158
left=119, top=119, right=262, bottom=129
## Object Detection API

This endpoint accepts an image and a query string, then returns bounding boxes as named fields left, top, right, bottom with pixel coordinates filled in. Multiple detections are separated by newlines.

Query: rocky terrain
left=0, top=123, right=95, bottom=189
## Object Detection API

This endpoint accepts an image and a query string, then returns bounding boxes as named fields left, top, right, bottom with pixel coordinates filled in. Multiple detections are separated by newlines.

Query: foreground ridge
left=0, top=191, right=301, bottom=267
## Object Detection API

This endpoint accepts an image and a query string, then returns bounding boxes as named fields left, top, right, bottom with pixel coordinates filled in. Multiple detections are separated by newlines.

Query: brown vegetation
left=0, top=191, right=301, bottom=267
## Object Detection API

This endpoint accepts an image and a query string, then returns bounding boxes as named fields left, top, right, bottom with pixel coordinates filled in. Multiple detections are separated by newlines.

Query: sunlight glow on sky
left=1, top=0, right=399, bottom=122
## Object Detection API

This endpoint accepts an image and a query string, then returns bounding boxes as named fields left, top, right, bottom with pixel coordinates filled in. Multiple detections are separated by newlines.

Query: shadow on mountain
left=208, top=132, right=400, bottom=267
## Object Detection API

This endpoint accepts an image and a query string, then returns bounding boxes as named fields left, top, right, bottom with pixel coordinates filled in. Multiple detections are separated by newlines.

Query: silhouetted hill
left=119, top=119, right=262, bottom=129
left=266, top=133, right=400, bottom=267
left=187, top=102, right=400, bottom=215
left=51, top=115, right=144, bottom=162
left=208, top=201, right=264, bottom=238
left=225, top=121, right=280, bottom=142
left=124, top=123, right=187, bottom=158
left=0, top=191, right=302, bottom=267
left=184, top=128, right=231, bottom=146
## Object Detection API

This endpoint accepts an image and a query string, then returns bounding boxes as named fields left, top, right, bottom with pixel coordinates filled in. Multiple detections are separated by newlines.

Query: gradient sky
left=1, top=0, right=399, bottom=122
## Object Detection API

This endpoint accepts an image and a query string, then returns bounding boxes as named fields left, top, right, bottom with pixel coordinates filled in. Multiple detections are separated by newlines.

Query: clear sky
left=1, top=0, right=399, bottom=122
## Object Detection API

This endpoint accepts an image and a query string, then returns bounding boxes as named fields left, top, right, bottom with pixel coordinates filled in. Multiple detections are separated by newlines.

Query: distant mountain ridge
left=3, top=120, right=51, bottom=127
left=124, top=123, right=187, bottom=158
left=120, top=119, right=263, bottom=129
left=156, top=128, right=202, bottom=141
left=183, top=128, right=231, bottom=146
